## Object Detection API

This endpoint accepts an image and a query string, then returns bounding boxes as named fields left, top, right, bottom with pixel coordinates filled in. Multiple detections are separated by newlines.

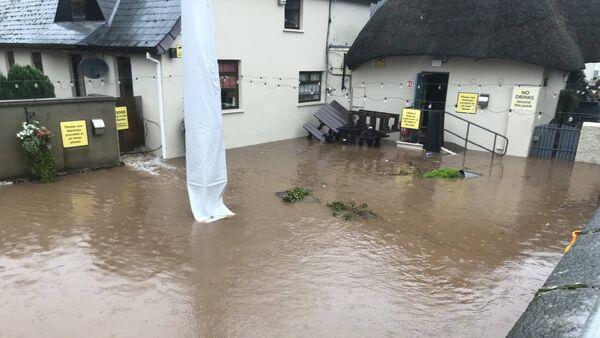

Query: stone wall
left=576, top=122, right=600, bottom=164
left=0, top=96, right=120, bottom=180
left=508, top=209, right=600, bottom=337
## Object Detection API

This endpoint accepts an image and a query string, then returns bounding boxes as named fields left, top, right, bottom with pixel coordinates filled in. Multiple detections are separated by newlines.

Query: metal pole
left=464, top=123, right=470, bottom=151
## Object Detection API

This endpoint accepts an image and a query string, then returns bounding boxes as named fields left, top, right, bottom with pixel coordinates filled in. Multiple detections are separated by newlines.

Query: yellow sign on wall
left=60, top=120, right=88, bottom=148
left=511, top=86, right=540, bottom=112
left=115, top=106, right=129, bottom=131
left=401, top=108, right=422, bottom=130
left=456, top=92, right=479, bottom=114
left=374, top=58, right=385, bottom=68
left=176, top=44, right=183, bottom=58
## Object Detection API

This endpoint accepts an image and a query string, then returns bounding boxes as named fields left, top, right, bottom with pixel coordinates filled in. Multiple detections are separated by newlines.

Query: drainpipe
left=146, top=52, right=168, bottom=159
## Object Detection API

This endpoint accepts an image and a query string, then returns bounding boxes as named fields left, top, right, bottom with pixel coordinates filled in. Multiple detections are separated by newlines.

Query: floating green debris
left=327, top=201, right=377, bottom=221
left=280, top=187, right=311, bottom=203
left=395, top=162, right=422, bottom=176
left=422, top=168, right=462, bottom=179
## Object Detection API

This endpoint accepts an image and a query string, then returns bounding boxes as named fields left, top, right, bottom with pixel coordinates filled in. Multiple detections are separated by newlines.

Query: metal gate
left=530, top=124, right=581, bottom=161
left=116, top=96, right=145, bottom=153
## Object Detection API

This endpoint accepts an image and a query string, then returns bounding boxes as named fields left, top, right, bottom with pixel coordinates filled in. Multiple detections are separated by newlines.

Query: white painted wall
left=349, top=56, right=567, bottom=157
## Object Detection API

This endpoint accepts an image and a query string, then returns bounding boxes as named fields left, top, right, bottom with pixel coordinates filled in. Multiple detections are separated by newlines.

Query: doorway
left=70, top=54, right=85, bottom=97
left=406, top=72, right=449, bottom=146
left=117, top=57, right=134, bottom=97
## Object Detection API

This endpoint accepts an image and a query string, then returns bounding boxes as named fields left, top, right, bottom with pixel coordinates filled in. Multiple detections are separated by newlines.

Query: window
left=71, top=0, right=86, bottom=20
left=285, top=0, right=302, bottom=30
left=299, top=72, right=322, bottom=103
left=70, top=54, right=85, bottom=97
left=6, top=51, right=15, bottom=70
left=31, top=52, right=43, bottom=73
left=219, top=60, right=240, bottom=110
left=117, top=57, right=134, bottom=97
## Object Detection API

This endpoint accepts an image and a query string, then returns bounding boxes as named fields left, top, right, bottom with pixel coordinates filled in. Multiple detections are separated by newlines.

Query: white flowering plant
left=16, top=121, right=56, bottom=182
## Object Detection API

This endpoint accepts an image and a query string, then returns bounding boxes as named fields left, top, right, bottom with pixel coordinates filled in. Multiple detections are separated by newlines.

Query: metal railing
left=444, top=112, right=509, bottom=157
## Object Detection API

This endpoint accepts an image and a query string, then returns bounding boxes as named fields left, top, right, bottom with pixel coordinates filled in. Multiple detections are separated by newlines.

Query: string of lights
left=1, top=72, right=597, bottom=91
left=3, top=71, right=594, bottom=120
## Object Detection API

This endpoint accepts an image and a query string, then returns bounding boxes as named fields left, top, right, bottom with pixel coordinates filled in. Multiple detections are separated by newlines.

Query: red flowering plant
left=16, top=121, right=56, bottom=182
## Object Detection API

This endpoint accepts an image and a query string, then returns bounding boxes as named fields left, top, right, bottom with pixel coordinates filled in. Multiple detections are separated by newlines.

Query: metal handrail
left=443, top=111, right=509, bottom=156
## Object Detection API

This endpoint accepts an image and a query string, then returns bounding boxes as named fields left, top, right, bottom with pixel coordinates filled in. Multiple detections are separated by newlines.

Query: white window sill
left=297, top=101, right=325, bottom=108
left=222, top=109, right=244, bottom=115
left=283, top=28, right=304, bottom=33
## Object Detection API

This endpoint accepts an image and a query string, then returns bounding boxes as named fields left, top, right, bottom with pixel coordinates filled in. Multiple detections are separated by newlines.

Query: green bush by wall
left=0, top=65, right=56, bottom=100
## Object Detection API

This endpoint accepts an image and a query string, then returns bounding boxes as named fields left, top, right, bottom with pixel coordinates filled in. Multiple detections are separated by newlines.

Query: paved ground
left=1, top=139, right=600, bottom=337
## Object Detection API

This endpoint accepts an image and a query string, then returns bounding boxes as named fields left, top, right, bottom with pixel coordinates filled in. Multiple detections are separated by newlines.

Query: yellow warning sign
left=456, top=92, right=479, bottom=114
left=60, top=120, right=88, bottom=148
left=374, top=58, right=385, bottom=68
left=115, top=106, right=129, bottom=131
left=176, top=44, right=183, bottom=58
left=401, top=108, right=422, bottom=130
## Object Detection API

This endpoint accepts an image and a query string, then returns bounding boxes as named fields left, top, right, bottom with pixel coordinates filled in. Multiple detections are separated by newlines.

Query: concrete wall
left=350, top=56, right=567, bottom=157
left=0, top=96, right=120, bottom=180
left=576, top=122, right=600, bottom=164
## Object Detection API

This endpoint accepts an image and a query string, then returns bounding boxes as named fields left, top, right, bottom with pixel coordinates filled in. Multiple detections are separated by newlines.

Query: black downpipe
left=342, top=54, right=347, bottom=91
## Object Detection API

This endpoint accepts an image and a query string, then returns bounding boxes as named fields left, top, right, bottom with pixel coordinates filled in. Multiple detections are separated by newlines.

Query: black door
left=414, top=72, right=449, bottom=146
left=117, top=57, right=134, bottom=97
left=70, top=54, right=85, bottom=97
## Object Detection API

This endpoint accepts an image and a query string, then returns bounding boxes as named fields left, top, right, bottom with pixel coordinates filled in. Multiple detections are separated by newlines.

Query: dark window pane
left=219, top=60, right=240, bottom=110
left=32, top=52, right=43, bottom=73
left=117, top=57, right=134, bottom=97
left=285, top=0, right=301, bottom=30
left=71, top=0, right=86, bottom=20
left=299, top=71, right=322, bottom=103
left=6, top=51, right=15, bottom=69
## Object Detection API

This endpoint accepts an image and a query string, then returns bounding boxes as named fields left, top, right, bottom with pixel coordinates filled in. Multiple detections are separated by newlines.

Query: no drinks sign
left=511, top=86, right=540, bottom=112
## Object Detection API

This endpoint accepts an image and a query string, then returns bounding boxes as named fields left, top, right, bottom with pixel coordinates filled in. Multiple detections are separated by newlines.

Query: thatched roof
left=347, top=0, right=600, bottom=71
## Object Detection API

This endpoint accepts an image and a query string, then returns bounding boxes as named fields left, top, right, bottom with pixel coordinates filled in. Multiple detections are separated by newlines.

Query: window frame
left=218, top=60, right=240, bottom=111
left=31, top=52, right=44, bottom=73
left=298, top=71, right=323, bottom=103
left=284, top=0, right=302, bottom=30
left=6, top=51, right=15, bottom=70
left=70, top=0, right=86, bottom=21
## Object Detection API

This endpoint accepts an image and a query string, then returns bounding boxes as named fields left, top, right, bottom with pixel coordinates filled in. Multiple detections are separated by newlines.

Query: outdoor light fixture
left=91, top=119, right=106, bottom=136
left=478, top=94, right=490, bottom=109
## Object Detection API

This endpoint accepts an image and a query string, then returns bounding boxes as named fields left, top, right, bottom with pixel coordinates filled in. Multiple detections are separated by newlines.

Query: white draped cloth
left=182, top=0, right=234, bottom=222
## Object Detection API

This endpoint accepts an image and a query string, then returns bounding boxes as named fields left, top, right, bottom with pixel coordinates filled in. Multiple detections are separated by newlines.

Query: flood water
left=1, top=139, right=599, bottom=337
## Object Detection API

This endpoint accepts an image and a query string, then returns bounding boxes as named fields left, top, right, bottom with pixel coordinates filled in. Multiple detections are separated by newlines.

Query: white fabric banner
left=182, top=0, right=234, bottom=223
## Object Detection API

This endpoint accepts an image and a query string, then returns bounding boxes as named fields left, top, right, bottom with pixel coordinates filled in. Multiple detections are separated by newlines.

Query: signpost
left=456, top=92, right=479, bottom=114
left=60, top=120, right=89, bottom=148
left=401, top=108, right=422, bottom=130
left=511, top=86, right=540, bottom=112
left=115, top=106, right=129, bottom=131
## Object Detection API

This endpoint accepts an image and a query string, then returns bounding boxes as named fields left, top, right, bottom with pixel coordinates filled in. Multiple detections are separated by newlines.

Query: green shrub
left=557, top=89, right=580, bottom=113
left=422, top=168, right=461, bottom=179
left=327, top=201, right=376, bottom=221
left=0, top=73, right=7, bottom=100
left=281, top=187, right=311, bottom=203
left=16, top=121, right=56, bottom=183
left=2, top=65, right=55, bottom=100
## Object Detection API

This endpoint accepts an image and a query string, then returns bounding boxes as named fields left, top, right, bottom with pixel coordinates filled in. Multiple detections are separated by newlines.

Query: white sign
left=511, top=86, right=540, bottom=112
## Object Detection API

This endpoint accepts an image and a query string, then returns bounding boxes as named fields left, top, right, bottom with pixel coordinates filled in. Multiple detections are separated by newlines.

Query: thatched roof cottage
left=344, top=0, right=600, bottom=157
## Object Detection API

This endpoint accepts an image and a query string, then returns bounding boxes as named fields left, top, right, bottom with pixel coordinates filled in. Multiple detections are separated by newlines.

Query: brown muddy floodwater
left=1, top=139, right=600, bottom=337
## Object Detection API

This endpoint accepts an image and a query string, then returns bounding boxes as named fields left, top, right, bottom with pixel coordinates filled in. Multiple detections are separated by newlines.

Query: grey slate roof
left=0, top=0, right=181, bottom=54
left=346, top=0, right=600, bottom=71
